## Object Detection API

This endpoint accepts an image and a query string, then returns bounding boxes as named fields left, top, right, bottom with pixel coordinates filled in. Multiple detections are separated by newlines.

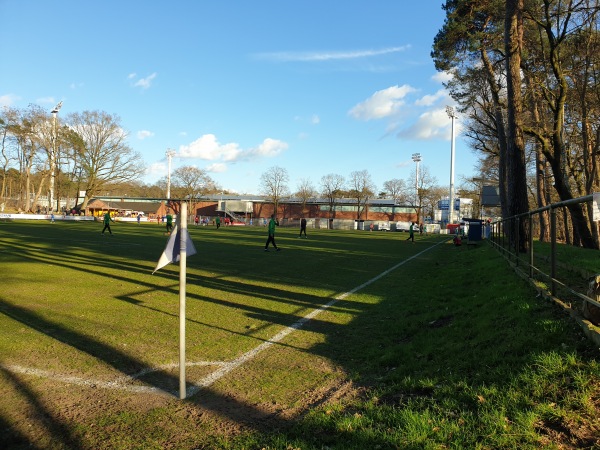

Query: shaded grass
left=0, top=220, right=599, bottom=449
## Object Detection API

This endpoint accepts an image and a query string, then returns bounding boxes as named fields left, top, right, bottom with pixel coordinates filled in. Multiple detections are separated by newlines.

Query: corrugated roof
left=87, top=199, right=162, bottom=213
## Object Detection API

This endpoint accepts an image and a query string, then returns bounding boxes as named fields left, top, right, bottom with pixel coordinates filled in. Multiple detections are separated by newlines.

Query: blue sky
left=0, top=0, right=474, bottom=196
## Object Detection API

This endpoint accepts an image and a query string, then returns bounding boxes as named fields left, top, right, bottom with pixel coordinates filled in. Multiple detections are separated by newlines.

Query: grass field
left=1, top=219, right=599, bottom=449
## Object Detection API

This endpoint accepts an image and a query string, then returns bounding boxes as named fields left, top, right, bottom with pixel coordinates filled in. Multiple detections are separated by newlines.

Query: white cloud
left=346, top=70, right=458, bottom=142
left=133, top=72, right=157, bottom=89
left=294, top=114, right=320, bottom=125
left=249, top=138, right=288, bottom=157
left=36, top=96, right=55, bottom=105
left=128, top=73, right=137, bottom=79
left=415, top=89, right=447, bottom=107
left=432, top=71, right=453, bottom=84
left=349, top=85, right=416, bottom=121
left=206, top=163, right=227, bottom=173
left=178, top=134, right=288, bottom=164
left=179, top=134, right=242, bottom=161
left=398, top=108, right=460, bottom=140
left=0, top=94, right=19, bottom=108
left=254, top=46, right=410, bottom=62
left=146, top=161, right=167, bottom=178
left=137, top=130, right=154, bottom=140
left=395, top=160, right=412, bottom=168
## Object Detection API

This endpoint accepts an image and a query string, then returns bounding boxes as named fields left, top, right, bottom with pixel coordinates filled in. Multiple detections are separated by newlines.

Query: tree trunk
left=505, top=0, right=529, bottom=252
left=33, top=173, right=49, bottom=213
left=481, top=49, right=509, bottom=220
left=527, top=80, right=550, bottom=242
left=535, top=157, right=551, bottom=242
left=24, top=167, right=33, bottom=212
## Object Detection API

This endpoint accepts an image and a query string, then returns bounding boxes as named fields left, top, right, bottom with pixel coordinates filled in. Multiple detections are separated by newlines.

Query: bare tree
left=421, top=185, right=448, bottom=223
left=6, top=105, right=57, bottom=212
left=8, top=105, right=49, bottom=212
left=408, top=165, right=438, bottom=224
left=171, top=166, right=215, bottom=214
left=0, top=108, right=19, bottom=205
left=67, top=111, right=145, bottom=210
left=171, top=166, right=214, bottom=198
left=320, top=173, right=345, bottom=225
left=260, top=166, right=289, bottom=215
left=348, top=170, right=376, bottom=220
left=295, top=177, right=317, bottom=216
left=382, top=178, right=408, bottom=204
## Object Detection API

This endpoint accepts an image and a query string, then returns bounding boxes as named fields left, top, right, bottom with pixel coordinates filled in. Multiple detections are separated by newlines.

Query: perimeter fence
left=488, top=195, right=600, bottom=326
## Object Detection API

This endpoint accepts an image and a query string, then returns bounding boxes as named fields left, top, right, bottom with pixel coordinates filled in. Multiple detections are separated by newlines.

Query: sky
left=0, top=0, right=475, bottom=196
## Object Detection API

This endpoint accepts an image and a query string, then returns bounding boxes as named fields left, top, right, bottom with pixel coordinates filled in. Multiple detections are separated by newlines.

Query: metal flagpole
left=179, top=202, right=188, bottom=399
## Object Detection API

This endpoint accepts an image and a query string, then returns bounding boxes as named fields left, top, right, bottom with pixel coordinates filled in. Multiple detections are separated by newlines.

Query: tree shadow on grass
left=0, top=298, right=180, bottom=393
left=5, top=223, right=593, bottom=447
left=0, top=367, right=82, bottom=450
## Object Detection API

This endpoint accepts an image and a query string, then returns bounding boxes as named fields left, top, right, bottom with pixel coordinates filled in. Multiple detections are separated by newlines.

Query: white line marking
left=1, top=242, right=443, bottom=397
left=186, top=242, right=442, bottom=396
left=2, top=364, right=164, bottom=394
left=1, top=361, right=230, bottom=395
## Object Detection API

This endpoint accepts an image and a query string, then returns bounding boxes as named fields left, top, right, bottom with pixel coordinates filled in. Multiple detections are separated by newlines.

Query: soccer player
left=299, top=217, right=307, bottom=238
left=166, top=212, right=173, bottom=234
left=102, top=212, right=115, bottom=235
left=264, top=214, right=281, bottom=251
left=406, top=222, right=415, bottom=243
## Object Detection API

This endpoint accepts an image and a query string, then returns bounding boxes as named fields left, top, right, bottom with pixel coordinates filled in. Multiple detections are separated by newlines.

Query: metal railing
left=489, top=195, right=599, bottom=310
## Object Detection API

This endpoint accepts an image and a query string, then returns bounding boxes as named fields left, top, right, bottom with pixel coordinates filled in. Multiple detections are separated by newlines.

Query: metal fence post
left=501, top=219, right=505, bottom=256
left=550, top=206, right=557, bottom=296
left=515, top=217, right=520, bottom=266
left=529, top=214, right=534, bottom=278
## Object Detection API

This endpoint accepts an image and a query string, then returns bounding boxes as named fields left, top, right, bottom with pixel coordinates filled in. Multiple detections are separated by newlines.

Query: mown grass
left=530, top=239, right=600, bottom=274
left=507, top=238, right=600, bottom=305
left=0, top=220, right=599, bottom=449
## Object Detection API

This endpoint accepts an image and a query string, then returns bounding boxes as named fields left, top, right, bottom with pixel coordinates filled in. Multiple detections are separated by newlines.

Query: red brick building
left=89, top=195, right=418, bottom=227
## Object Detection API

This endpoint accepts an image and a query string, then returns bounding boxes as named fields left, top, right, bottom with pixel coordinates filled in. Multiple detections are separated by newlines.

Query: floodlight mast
left=166, top=149, right=176, bottom=201
left=411, top=153, right=421, bottom=221
left=411, top=153, right=421, bottom=202
left=50, top=101, right=63, bottom=212
left=446, top=106, right=456, bottom=225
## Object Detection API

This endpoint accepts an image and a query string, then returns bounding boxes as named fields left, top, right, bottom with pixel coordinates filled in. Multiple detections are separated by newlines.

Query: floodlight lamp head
left=445, top=105, right=456, bottom=118
left=51, top=101, right=63, bottom=114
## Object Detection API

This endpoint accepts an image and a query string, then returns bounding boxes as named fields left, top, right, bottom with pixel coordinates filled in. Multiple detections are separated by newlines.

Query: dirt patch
left=1, top=355, right=357, bottom=449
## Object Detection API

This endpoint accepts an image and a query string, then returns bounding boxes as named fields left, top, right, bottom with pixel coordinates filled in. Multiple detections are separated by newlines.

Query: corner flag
left=153, top=224, right=197, bottom=274
left=152, top=203, right=195, bottom=400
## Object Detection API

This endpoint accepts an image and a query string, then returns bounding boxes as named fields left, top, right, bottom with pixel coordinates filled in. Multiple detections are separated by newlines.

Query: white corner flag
left=152, top=203, right=195, bottom=399
left=152, top=224, right=197, bottom=274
